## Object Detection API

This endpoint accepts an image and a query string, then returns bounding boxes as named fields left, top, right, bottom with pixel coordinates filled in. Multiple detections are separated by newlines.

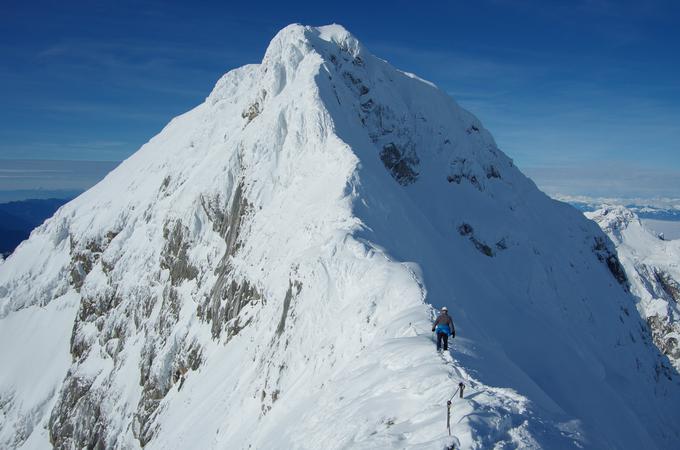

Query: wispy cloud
left=0, top=141, right=132, bottom=161
left=32, top=39, right=231, bottom=98
left=523, top=163, right=680, bottom=199
left=33, top=101, right=171, bottom=122
left=0, top=159, right=119, bottom=193
left=551, top=193, right=680, bottom=211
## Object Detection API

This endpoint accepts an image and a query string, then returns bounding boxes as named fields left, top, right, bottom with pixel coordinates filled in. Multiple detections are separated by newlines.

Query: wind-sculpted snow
left=1, top=24, right=679, bottom=449
left=587, top=206, right=680, bottom=372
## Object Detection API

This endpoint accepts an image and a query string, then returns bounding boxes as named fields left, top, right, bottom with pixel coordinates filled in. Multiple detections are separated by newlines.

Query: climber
left=432, top=306, right=455, bottom=351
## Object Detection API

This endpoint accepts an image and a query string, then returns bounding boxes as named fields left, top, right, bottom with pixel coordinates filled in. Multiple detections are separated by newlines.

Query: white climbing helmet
left=441, top=306, right=448, bottom=312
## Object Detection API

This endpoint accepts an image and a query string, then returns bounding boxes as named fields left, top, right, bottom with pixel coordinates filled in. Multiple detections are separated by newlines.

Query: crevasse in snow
left=1, top=24, right=679, bottom=450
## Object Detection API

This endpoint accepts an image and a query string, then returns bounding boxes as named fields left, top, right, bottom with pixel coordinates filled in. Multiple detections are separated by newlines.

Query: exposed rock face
left=196, top=182, right=263, bottom=339
left=42, top=172, right=254, bottom=448
left=161, top=221, right=199, bottom=286
left=592, top=236, right=628, bottom=286
left=457, top=223, right=495, bottom=257
left=379, top=142, right=419, bottom=185
left=648, top=315, right=680, bottom=362
left=49, top=376, right=105, bottom=450
left=276, top=280, right=302, bottom=335
left=656, top=270, right=680, bottom=303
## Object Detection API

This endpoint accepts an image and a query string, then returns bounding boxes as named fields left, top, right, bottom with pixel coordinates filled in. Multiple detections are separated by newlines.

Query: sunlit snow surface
left=587, top=206, right=680, bottom=372
left=1, top=24, right=679, bottom=449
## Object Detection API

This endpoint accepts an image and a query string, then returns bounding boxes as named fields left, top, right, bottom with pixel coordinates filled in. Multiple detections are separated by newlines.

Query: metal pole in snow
left=447, top=400, right=451, bottom=436
left=446, top=382, right=465, bottom=436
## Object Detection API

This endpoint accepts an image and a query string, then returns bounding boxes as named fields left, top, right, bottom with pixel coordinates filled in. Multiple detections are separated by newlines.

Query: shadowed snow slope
left=1, top=24, right=679, bottom=449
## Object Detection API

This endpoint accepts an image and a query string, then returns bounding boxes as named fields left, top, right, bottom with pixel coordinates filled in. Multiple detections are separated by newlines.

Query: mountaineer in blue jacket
left=432, top=306, right=455, bottom=351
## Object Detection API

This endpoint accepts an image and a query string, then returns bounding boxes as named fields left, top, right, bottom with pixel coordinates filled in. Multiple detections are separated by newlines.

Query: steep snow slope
left=587, top=206, right=680, bottom=371
left=1, top=24, right=679, bottom=449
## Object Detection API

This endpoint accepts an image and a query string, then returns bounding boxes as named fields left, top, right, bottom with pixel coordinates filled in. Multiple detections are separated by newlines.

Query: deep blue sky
left=1, top=0, right=679, bottom=199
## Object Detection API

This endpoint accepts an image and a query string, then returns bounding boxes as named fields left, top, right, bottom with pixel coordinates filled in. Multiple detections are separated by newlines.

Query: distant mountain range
left=0, top=198, right=70, bottom=257
left=560, top=197, right=680, bottom=221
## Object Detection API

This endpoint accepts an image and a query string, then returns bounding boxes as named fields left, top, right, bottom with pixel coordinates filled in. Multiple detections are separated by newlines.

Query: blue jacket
left=435, top=324, right=451, bottom=335
left=432, top=312, right=455, bottom=336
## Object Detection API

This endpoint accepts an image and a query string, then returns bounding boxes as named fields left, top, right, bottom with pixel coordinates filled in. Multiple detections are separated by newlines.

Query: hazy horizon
left=2, top=158, right=679, bottom=207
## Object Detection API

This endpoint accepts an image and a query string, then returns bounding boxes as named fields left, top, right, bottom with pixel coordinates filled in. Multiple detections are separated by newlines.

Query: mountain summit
left=1, top=24, right=679, bottom=449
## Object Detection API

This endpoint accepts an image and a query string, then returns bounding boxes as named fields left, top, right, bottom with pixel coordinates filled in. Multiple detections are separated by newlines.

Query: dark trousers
left=437, top=332, right=449, bottom=351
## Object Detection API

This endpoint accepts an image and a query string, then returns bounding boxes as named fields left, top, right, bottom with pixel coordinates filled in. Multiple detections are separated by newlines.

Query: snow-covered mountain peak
left=211, top=23, right=505, bottom=192
left=212, top=24, right=368, bottom=111
left=593, top=204, right=638, bottom=225
left=587, top=205, right=680, bottom=372
left=1, top=24, right=679, bottom=450
left=260, top=24, right=365, bottom=75
left=587, top=205, right=665, bottom=248
left=587, top=205, right=640, bottom=239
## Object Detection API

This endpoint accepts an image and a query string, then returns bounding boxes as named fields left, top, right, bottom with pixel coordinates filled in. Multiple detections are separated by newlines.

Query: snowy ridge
left=1, top=24, right=679, bottom=449
left=586, top=206, right=680, bottom=371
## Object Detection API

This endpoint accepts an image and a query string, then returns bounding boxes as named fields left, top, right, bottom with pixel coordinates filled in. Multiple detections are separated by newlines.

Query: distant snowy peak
left=562, top=195, right=680, bottom=222
left=587, top=206, right=680, bottom=371
left=587, top=205, right=641, bottom=240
